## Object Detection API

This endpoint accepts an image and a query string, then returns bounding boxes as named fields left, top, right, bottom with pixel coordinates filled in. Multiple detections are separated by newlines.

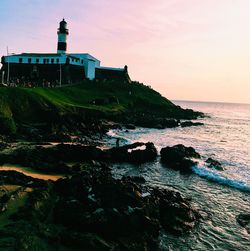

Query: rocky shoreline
left=0, top=120, right=205, bottom=251
left=2, top=118, right=247, bottom=250
left=0, top=164, right=201, bottom=250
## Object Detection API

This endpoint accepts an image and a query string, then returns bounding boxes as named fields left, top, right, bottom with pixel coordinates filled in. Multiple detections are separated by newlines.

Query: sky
left=0, top=0, right=250, bottom=104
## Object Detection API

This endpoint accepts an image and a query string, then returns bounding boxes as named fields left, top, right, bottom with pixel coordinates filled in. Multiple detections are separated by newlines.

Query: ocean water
left=108, top=101, right=250, bottom=250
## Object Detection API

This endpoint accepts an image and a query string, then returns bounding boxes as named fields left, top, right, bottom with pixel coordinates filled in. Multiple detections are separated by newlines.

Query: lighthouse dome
left=59, top=19, right=67, bottom=29
left=58, top=18, right=69, bottom=35
left=60, top=18, right=67, bottom=25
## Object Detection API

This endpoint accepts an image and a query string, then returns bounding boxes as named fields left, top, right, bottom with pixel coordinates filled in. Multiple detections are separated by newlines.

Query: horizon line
left=172, top=99, right=250, bottom=106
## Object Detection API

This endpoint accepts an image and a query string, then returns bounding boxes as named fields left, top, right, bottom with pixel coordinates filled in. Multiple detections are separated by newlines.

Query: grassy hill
left=0, top=80, right=200, bottom=134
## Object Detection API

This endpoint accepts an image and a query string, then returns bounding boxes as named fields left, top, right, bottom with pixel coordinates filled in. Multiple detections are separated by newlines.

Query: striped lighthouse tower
left=57, top=19, right=69, bottom=54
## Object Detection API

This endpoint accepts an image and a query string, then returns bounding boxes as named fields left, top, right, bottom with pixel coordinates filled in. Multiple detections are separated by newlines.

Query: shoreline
left=0, top=126, right=204, bottom=250
left=0, top=117, right=249, bottom=250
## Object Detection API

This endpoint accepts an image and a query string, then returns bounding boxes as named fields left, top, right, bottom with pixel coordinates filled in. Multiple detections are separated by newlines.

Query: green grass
left=0, top=80, right=186, bottom=134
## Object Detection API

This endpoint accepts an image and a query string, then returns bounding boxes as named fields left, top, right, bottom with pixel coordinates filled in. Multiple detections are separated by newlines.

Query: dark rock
left=160, top=144, right=200, bottom=172
left=122, top=176, right=146, bottom=184
left=135, top=117, right=179, bottom=129
left=153, top=188, right=200, bottom=235
left=205, top=158, right=224, bottom=171
left=106, top=142, right=157, bottom=163
left=0, top=162, right=201, bottom=250
left=0, top=170, right=48, bottom=188
left=130, top=142, right=157, bottom=163
left=0, top=144, right=107, bottom=173
left=163, top=119, right=179, bottom=128
left=54, top=166, right=200, bottom=238
left=237, top=213, right=250, bottom=233
left=161, top=144, right=200, bottom=161
left=180, top=121, right=204, bottom=127
left=46, top=132, right=72, bottom=143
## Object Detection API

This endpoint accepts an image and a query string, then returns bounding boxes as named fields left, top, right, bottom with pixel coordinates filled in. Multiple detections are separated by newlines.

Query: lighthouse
left=1, top=19, right=129, bottom=83
left=57, top=19, right=69, bottom=54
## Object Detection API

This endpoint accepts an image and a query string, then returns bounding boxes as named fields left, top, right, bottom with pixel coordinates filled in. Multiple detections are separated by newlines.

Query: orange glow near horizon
left=0, top=0, right=250, bottom=104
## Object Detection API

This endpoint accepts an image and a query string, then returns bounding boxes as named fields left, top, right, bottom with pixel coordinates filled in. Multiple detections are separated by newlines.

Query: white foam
left=192, top=165, right=250, bottom=192
left=107, top=129, right=133, bottom=145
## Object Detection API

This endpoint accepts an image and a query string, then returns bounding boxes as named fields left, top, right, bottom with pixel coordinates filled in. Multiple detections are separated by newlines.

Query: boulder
left=180, top=121, right=204, bottom=127
left=130, top=142, right=157, bottom=163
left=154, top=188, right=200, bottom=235
left=106, top=142, right=157, bottom=163
left=237, top=213, right=250, bottom=234
left=160, top=144, right=200, bottom=172
left=205, top=158, right=224, bottom=171
left=163, top=119, right=180, bottom=128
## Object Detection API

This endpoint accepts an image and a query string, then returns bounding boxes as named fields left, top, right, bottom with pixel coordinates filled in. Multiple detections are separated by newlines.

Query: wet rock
left=153, top=188, right=200, bottom=235
left=122, top=176, right=146, bottom=184
left=160, top=144, right=200, bottom=172
left=136, top=118, right=180, bottom=129
left=0, top=170, right=48, bottom=188
left=54, top=166, right=200, bottom=239
left=106, top=142, right=157, bottom=163
left=0, top=144, right=107, bottom=173
left=237, top=213, right=250, bottom=233
left=129, top=142, right=157, bottom=163
left=0, top=163, right=201, bottom=250
left=163, top=119, right=180, bottom=128
left=180, top=121, right=204, bottom=127
left=53, top=167, right=160, bottom=250
left=205, top=158, right=224, bottom=171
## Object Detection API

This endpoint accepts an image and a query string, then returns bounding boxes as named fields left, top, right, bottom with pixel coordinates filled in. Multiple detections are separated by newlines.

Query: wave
left=192, top=165, right=250, bottom=192
left=106, top=130, right=133, bottom=145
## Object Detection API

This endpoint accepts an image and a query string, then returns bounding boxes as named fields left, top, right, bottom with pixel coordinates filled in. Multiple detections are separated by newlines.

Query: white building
left=1, top=19, right=125, bottom=81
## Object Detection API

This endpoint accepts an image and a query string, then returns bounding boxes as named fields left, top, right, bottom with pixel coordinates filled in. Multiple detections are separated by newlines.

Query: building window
left=56, top=58, right=59, bottom=63
left=36, top=58, right=39, bottom=63
left=51, top=58, right=54, bottom=63
left=81, top=60, right=83, bottom=64
left=43, top=58, right=46, bottom=64
left=28, top=58, right=32, bottom=63
left=19, top=58, right=23, bottom=63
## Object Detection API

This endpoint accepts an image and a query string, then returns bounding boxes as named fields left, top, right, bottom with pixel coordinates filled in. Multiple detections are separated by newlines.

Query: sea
left=107, top=101, right=250, bottom=251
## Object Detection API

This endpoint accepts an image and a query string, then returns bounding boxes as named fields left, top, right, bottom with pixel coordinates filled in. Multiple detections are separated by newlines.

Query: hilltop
left=0, top=80, right=202, bottom=137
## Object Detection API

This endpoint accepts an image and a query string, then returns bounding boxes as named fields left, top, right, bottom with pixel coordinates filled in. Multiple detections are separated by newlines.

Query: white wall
left=69, top=53, right=101, bottom=67
left=3, top=53, right=107, bottom=80
left=85, top=60, right=96, bottom=80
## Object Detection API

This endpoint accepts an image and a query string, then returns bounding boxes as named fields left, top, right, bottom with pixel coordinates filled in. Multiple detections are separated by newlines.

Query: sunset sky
left=1, top=0, right=250, bottom=104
